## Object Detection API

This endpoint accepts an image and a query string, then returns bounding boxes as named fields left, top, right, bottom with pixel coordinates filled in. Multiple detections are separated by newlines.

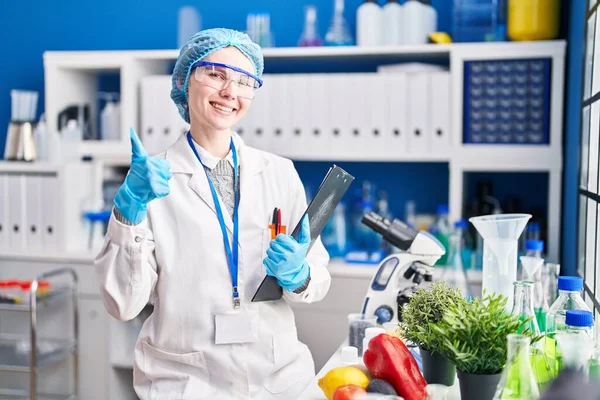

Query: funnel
left=520, top=256, right=544, bottom=281
left=470, top=214, right=531, bottom=309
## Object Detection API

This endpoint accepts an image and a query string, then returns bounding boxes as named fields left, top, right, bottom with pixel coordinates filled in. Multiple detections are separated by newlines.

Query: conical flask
left=470, top=214, right=531, bottom=311
left=442, top=231, right=472, bottom=299
left=494, top=334, right=540, bottom=400
left=520, top=256, right=549, bottom=332
left=511, top=281, right=540, bottom=336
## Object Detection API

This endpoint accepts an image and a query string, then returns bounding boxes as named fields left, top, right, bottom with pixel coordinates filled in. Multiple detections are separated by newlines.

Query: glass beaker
left=347, top=313, right=377, bottom=355
left=494, top=334, right=540, bottom=400
left=469, top=214, right=531, bottom=310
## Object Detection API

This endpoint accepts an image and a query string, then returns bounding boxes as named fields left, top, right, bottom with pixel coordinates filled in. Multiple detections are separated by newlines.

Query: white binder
left=384, top=74, right=409, bottom=155
left=25, top=175, right=43, bottom=249
left=0, top=174, right=7, bottom=249
left=430, top=71, right=451, bottom=152
left=306, top=74, right=331, bottom=159
left=268, top=75, right=292, bottom=157
left=407, top=72, right=430, bottom=154
left=41, top=175, right=59, bottom=250
left=7, top=174, right=26, bottom=250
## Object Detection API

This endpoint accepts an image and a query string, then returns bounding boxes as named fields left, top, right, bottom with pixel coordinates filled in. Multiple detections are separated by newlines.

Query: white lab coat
left=94, top=132, right=331, bottom=400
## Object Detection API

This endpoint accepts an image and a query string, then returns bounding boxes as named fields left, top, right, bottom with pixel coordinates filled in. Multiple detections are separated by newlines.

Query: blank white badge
left=214, top=307, right=259, bottom=345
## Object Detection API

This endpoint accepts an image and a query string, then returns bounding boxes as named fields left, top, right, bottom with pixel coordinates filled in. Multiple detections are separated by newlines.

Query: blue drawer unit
left=463, top=58, right=552, bottom=145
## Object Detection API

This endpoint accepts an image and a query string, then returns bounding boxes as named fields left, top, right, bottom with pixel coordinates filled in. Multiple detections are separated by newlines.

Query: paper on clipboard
left=252, top=165, right=355, bottom=302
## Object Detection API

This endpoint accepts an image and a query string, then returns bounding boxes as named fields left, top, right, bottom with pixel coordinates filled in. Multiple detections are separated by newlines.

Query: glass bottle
left=545, top=276, right=590, bottom=378
left=494, top=334, right=540, bottom=399
left=555, top=331, right=595, bottom=380
left=511, top=281, right=540, bottom=335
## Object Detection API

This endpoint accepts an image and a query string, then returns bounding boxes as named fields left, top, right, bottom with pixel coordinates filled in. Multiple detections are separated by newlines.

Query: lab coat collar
left=165, top=132, right=269, bottom=233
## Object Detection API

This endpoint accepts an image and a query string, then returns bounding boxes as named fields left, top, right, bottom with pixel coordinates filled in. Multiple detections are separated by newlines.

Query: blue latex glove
left=263, top=215, right=311, bottom=292
left=113, top=128, right=172, bottom=224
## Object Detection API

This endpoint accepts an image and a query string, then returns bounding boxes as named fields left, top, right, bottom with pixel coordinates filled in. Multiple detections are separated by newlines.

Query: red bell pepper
left=363, top=333, right=427, bottom=400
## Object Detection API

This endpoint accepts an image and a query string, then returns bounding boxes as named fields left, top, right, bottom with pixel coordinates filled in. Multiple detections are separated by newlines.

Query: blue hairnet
left=170, top=28, right=264, bottom=123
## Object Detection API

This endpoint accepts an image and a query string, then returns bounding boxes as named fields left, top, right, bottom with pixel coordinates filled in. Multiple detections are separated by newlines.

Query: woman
left=94, top=28, right=331, bottom=399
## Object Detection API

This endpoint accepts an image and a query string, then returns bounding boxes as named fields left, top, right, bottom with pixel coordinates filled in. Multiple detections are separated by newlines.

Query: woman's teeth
left=211, top=102, right=234, bottom=113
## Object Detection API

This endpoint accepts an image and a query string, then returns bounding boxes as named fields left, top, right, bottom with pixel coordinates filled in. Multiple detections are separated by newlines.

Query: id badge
left=214, top=307, right=259, bottom=345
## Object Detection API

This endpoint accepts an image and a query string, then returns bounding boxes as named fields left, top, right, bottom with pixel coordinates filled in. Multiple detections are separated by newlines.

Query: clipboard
left=252, top=165, right=355, bottom=302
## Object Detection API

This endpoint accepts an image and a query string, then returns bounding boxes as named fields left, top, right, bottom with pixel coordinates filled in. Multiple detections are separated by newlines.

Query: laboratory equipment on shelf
left=325, top=0, right=353, bottom=46
left=469, top=213, right=531, bottom=311
left=4, top=90, right=38, bottom=161
left=508, top=0, right=559, bottom=41
left=382, top=0, right=403, bottom=46
left=431, top=204, right=451, bottom=266
left=246, top=13, right=274, bottom=47
left=356, top=0, right=383, bottom=47
left=99, top=92, right=121, bottom=141
left=177, top=6, right=201, bottom=49
left=360, top=211, right=445, bottom=325
left=494, top=334, right=540, bottom=400
left=298, top=5, right=323, bottom=46
left=453, top=0, right=506, bottom=42
left=0, top=268, right=79, bottom=400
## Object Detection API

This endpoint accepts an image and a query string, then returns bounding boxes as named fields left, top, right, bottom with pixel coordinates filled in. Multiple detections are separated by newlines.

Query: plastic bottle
left=494, top=334, right=540, bottom=400
left=325, top=0, right=354, bottom=46
left=33, top=113, right=48, bottom=161
left=177, top=6, right=201, bottom=49
left=421, top=0, right=438, bottom=39
left=382, top=0, right=403, bottom=46
left=403, top=0, right=427, bottom=45
left=100, top=93, right=121, bottom=141
left=357, top=0, right=383, bottom=47
left=298, top=5, right=323, bottom=47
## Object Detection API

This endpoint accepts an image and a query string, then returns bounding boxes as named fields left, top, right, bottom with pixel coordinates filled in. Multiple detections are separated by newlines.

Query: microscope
left=360, top=212, right=445, bottom=325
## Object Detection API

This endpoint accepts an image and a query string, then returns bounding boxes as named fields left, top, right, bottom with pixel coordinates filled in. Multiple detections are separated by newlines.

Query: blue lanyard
left=186, top=132, right=240, bottom=308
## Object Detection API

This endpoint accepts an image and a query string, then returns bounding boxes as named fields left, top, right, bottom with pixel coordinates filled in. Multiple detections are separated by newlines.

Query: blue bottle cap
left=558, top=276, right=583, bottom=292
left=565, top=310, right=594, bottom=327
left=454, top=219, right=467, bottom=229
left=437, top=204, right=449, bottom=215
left=525, top=240, right=544, bottom=252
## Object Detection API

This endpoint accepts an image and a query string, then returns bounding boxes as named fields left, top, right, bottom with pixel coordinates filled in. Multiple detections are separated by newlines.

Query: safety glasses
left=192, top=61, right=263, bottom=100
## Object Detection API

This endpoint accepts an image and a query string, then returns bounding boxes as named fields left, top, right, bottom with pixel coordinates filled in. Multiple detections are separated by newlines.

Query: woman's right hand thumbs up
left=113, top=128, right=172, bottom=224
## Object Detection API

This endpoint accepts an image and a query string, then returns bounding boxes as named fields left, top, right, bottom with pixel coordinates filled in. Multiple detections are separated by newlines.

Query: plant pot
left=457, top=370, right=501, bottom=400
left=419, top=346, right=456, bottom=386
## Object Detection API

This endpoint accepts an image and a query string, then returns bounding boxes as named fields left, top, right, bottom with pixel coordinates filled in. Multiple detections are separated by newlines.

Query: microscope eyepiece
left=361, top=212, right=418, bottom=251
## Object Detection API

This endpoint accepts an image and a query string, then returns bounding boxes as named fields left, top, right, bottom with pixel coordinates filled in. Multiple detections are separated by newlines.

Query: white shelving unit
left=43, top=40, right=566, bottom=262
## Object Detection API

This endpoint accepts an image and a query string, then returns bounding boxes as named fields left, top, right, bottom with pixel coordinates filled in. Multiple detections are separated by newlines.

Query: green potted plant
left=433, top=291, right=539, bottom=400
left=399, top=281, right=464, bottom=386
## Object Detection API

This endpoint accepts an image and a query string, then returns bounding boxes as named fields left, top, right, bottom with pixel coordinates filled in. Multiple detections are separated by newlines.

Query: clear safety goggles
left=192, top=61, right=263, bottom=99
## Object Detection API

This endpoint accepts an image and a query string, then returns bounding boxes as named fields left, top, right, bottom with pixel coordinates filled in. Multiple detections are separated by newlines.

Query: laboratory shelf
left=0, top=287, right=72, bottom=312
left=0, top=388, right=75, bottom=399
left=0, top=334, right=75, bottom=373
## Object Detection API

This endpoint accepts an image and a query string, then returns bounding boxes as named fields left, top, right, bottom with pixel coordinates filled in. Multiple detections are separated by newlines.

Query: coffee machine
left=4, top=90, right=38, bottom=161
left=360, top=212, right=446, bottom=325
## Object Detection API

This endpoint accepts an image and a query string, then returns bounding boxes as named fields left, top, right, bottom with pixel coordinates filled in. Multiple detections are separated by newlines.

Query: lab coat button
left=135, top=236, right=143, bottom=243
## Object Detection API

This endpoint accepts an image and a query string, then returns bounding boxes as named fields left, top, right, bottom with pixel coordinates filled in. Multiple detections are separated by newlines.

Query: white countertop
left=298, top=340, right=462, bottom=400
